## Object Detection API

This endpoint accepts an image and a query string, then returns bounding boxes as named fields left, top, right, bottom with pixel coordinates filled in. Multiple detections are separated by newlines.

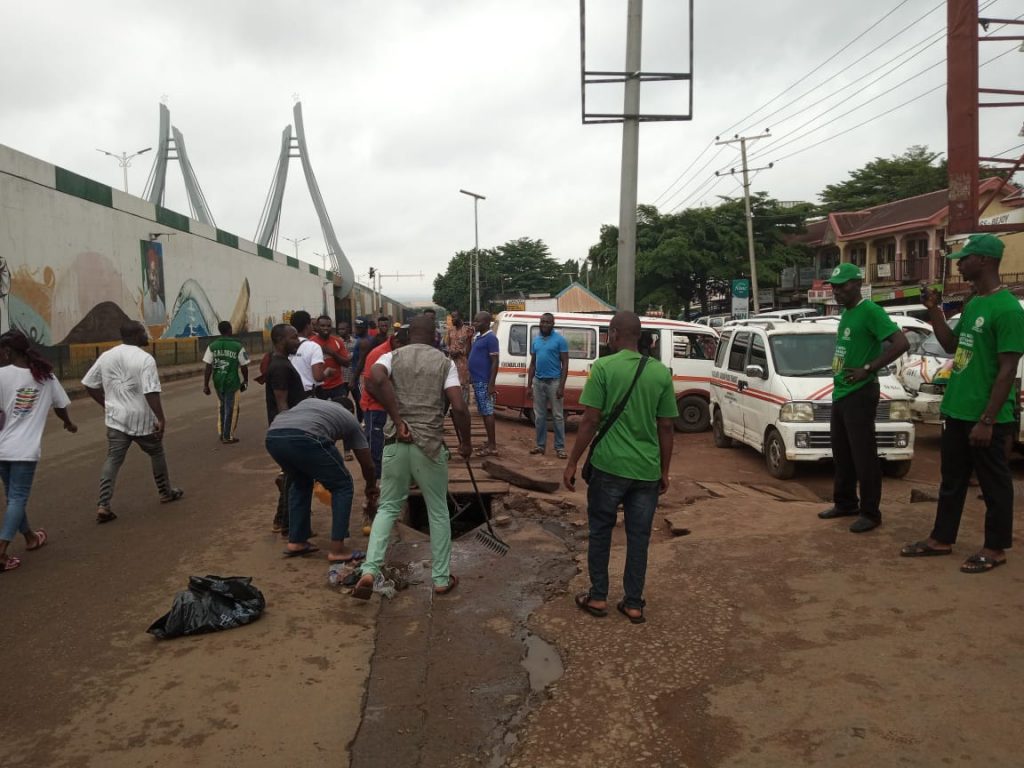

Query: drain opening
left=407, top=492, right=493, bottom=540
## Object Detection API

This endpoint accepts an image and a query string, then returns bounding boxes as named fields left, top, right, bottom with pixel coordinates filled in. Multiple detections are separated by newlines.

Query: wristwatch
left=862, top=363, right=873, bottom=373
left=980, top=415, right=994, bottom=426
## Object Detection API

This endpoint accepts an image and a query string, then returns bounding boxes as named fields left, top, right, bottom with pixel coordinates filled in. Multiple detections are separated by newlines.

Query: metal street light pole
left=96, top=146, right=152, bottom=193
left=284, top=236, right=311, bottom=262
left=459, top=189, right=486, bottom=315
left=616, top=0, right=643, bottom=312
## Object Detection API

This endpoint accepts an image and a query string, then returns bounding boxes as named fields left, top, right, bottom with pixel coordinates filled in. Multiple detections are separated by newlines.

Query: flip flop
left=617, top=600, right=646, bottom=625
left=160, top=488, right=185, bottom=504
left=960, top=554, right=1006, bottom=574
left=96, top=509, right=117, bottom=525
left=282, top=544, right=320, bottom=557
left=328, top=550, right=366, bottom=564
left=433, top=575, right=459, bottom=595
left=26, top=529, right=48, bottom=551
left=900, top=540, right=953, bottom=558
left=352, top=575, right=375, bottom=600
left=575, top=591, right=607, bottom=618
left=0, top=556, right=21, bottom=572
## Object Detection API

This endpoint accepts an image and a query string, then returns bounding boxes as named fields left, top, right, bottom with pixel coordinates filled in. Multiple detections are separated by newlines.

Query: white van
left=709, top=322, right=915, bottom=479
left=753, top=307, right=820, bottom=322
left=884, top=303, right=931, bottom=322
left=492, top=311, right=721, bottom=432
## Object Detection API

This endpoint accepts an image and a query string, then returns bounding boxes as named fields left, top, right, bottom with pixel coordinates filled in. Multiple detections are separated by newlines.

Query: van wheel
left=520, top=408, right=535, bottom=425
left=882, top=459, right=912, bottom=479
left=764, top=429, right=796, bottom=480
left=712, top=409, right=733, bottom=448
left=674, top=396, right=710, bottom=433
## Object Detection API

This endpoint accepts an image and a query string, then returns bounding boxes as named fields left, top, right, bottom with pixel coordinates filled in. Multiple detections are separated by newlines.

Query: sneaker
left=849, top=515, right=881, bottom=533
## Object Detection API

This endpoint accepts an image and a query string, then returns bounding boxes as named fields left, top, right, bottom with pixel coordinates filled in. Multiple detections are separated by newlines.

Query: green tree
left=818, top=145, right=947, bottom=212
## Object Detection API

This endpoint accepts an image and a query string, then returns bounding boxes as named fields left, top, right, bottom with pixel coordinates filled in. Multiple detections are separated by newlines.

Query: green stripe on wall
left=156, top=206, right=190, bottom=232
left=216, top=229, right=239, bottom=248
left=55, top=168, right=112, bottom=207
left=287, top=256, right=300, bottom=269
left=257, top=245, right=274, bottom=260
left=308, top=264, right=319, bottom=275
left=327, top=271, right=334, bottom=281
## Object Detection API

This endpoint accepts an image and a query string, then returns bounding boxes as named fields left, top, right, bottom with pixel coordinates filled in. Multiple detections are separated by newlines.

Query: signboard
left=505, top=300, right=526, bottom=311
left=758, top=288, right=774, bottom=307
left=731, top=279, right=750, bottom=319
left=807, top=279, right=830, bottom=303
left=876, top=263, right=892, bottom=278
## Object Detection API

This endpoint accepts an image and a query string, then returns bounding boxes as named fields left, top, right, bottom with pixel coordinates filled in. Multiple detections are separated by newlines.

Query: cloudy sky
left=2, top=0, right=1021, bottom=301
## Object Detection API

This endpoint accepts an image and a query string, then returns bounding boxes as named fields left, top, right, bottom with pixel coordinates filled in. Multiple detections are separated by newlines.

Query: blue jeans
left=0, top=461, right=38, bottom=542
left=216, top=388, right=239, bottom=440
left=532, top=378, right=565, bottom=451
left=586, top=467, right=660, bottom=609
left=363, top=410, right=388, bottom=479
left=265, top=428, right=354, bottom=544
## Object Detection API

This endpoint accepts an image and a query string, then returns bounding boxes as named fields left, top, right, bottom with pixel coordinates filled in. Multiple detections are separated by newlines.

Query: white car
left=753, top=307, right=820, bottom=323
left=710, top=322, right=915, bottom=479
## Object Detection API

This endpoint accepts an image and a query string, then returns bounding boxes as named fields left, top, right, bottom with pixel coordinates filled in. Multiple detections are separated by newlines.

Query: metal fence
left=40, top=331, right=270, bottom=381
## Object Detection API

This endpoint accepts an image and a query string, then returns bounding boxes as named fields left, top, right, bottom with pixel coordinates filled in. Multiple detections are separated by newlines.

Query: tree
left=818, top=146, right=947, bottom=212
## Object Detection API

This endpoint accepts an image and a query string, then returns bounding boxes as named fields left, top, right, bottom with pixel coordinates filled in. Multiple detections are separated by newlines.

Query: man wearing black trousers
left=901, top=234, right=1024, bottom=573
left=818, top=263, right=908, bottom=533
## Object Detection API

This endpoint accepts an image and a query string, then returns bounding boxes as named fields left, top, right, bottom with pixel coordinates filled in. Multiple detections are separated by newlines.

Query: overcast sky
left=2, top=0, right=1021, bottom=301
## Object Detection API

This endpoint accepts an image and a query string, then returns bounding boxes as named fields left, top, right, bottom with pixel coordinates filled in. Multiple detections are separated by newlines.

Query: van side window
left=532, top=325, right=597, bottom=360
left=715, top=331, right=732, bottom=367
left=749, top=334, right=768, bottom=371
left=508, top=324, right=527, bottom=356
left=674, top=332, right=718, bottom=361
left=728, top=332, right=750, bottom=372
left=640, top=330, right=660, bottom=358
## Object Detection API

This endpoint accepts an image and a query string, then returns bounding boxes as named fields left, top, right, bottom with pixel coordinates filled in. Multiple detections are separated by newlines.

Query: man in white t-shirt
left=82, top=321, right=184, bottom=524
left=287, top=311, right=325, bottom=395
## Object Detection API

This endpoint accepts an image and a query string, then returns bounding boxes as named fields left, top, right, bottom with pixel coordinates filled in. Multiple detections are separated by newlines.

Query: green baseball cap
left=950, top=233, right=1004, bottom=260
left=826, top=263, right=864, bottom=285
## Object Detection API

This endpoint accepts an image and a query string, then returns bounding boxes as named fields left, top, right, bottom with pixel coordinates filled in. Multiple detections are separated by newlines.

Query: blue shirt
left=468, top=331, right=499, bottom=383
left=531, top=331, right=569, bottom=379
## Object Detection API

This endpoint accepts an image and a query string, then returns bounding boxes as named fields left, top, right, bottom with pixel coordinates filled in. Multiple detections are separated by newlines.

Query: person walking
left=202, top=321, right=250, bottom=444
left=443, top=309, right=474, bottom=404
left=311, top=314, right=351, bottom=405
left=265, top=398, right=378, bottom=560
left=0, top=330, right=77, bottom=573
left=264, top=323, right=306, bottom=535
left=288, top=310, right=324, bottom=397
left=817, top=263, right=908, bottom=533
left=901, top=234, right=1024, bottom=572
left=563, top=312, right=677, bottom=624
left=82, top=321, right=184, bottom=524
left=349, top=318, right=370, bottom=422
left=527, top=312, right=569, bottom=458
left=468, top=311, right=499, bottom=456
left=352, top=317, right=473, bottom=599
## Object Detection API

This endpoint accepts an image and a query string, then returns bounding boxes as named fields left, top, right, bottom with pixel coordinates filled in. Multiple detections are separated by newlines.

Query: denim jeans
left=216, top=388, right=239, bottom=440
left=363, top=410, right=388, bottom=479
left=586, top=467, right=661, bottom=609
left=532, top=378, right=565, bottom=451
left=0, top=461, right=38, bottom=542
left=265, top=428, right=354, bottom=544
left=98, top=428, right=172, bottom=510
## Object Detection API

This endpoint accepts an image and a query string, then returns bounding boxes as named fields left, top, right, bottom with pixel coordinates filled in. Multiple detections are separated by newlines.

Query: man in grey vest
left=353, top=316, right=473, bottom=598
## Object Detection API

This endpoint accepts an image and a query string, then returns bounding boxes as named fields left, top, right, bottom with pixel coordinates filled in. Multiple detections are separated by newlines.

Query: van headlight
left=889, top=400, right=912, bottom=421
left=780, top=402, right=814, bottom=422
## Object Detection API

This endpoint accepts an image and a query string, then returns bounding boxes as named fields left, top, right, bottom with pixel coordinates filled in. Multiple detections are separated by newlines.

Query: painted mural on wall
left=141, top=241, right=167, bottom=326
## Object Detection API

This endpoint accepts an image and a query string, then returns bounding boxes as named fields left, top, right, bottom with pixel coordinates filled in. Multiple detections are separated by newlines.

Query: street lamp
left=284, top=236, right=311, bottom=261
left=96, top=146, right=152, bottom=193
left=459, top=189, right=486, bottom=315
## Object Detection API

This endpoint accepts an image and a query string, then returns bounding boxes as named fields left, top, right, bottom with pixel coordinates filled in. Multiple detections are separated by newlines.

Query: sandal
left=96, top=509, right=117, bottom=524
left=328, top=550, right=366, bottom=564
left=617, top=600, right=646, bottom=624
left=960, top=554, right=1006, bottom=574
left=160, top=488, right=185, bottom=504
left=282, top=543, right=320, bottom=557
left=0, top=556, right=21, bottom=572
left=26, top=529, right=48, bottom=551
left=556, top=450, right=568, bottom=459
left=433, top=575, right=459, bottom=595
left=900, top=540, right=952, bottom=558
left=352, top=574, right=375, bottom=600
left=575, top=591, right=607, bottom=617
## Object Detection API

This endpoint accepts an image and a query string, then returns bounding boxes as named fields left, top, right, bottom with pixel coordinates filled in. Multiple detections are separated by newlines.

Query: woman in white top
left=0, top=330, right=77, bottom=573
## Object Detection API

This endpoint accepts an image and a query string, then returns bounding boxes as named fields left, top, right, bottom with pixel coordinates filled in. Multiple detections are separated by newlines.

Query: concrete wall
left=0, top=144, right=336, bottom=345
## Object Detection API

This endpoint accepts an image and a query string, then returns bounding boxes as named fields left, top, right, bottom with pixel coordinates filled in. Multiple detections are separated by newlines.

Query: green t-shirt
left=579, top=350, right=678, bottom=482
left=831, top=300, right=899, bottom=401
left=941, top=290, right=1024, bottom=423
left=203, top=337, right=250, bottom=393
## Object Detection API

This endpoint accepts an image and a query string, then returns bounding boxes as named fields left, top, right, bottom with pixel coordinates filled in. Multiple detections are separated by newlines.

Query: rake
left=463, top=456, right=509, bottom=556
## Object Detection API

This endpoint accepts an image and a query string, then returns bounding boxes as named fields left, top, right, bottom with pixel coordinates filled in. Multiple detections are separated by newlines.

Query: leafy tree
left=818, top=145, right=947, bottom=212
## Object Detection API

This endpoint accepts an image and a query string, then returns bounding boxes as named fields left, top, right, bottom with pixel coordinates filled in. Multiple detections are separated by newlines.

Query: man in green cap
left=818, top=262, right=909, bottom=533
left=901, top=233, right=1024, bottom=573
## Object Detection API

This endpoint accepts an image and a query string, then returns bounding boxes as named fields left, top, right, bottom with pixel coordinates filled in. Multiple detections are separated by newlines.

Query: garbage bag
left=147, top=575, right=266, bottom=640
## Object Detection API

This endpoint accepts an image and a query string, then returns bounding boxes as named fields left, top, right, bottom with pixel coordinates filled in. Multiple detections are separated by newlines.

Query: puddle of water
left=521, top=633, right=564, bottom=692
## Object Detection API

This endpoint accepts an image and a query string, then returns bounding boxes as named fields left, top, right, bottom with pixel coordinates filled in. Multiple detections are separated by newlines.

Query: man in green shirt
left=901, top=234, right=1024, bottom=573
left=564, top=312, right=677, bottom=624
left=818, top=263, right=908, bottom=533
left=202, top=321, right=250, bottom=444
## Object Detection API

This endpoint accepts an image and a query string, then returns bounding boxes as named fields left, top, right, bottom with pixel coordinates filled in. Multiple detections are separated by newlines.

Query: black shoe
left=849, top=515, right=881, bottom=533
left=818, top=506, right=859, bottom=520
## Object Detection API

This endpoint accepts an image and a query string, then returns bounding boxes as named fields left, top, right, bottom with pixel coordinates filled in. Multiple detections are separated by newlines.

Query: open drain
left=406, top=492, right=493, bottom=540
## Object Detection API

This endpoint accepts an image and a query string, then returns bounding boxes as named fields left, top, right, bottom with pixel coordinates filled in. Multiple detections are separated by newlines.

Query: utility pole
left=284, top=236, right=310, bottom=262
left=616, top=0, right=643, bottom=312
left=459, top=189, right=486, bottom=316
left=715, top=132, right=772, bottom=313
left=96, top=146, right=152, bottom=193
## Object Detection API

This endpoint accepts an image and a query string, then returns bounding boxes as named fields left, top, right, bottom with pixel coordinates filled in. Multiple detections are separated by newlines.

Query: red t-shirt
left=309, top=334, right=349, bottom=390
left=360, top=339, right=393, bottom=412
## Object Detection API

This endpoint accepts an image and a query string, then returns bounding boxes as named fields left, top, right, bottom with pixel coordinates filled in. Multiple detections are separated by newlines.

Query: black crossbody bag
left=581, top=355, right=649, bottom=484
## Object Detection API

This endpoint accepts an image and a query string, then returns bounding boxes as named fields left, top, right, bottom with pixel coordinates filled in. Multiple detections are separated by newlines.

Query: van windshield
left=768, top=333, right=837, bottom=377
left=920, top=332, right=953, bottom=359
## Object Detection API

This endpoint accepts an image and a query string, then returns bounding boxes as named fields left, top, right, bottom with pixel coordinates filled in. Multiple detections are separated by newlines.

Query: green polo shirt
left=580, top=350, right=678, bottom=482
left=831, top=300, right=899, bottom=401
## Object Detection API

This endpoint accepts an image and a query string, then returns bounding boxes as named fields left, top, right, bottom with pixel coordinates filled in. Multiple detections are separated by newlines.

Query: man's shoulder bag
left=581, top=355, right=649, bottom=484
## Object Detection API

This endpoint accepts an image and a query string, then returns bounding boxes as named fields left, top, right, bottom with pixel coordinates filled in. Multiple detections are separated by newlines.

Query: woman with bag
left=0, top=330, right=77, bottom=573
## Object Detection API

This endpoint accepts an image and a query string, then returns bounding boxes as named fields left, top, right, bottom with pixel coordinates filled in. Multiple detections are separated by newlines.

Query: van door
left=496, top=321, right=530, bottom=411
left=725, top=331, right=752, bottom=441
left=742, top=332, right=772, bottom=451
left=546, top=323, right=600, bottom=411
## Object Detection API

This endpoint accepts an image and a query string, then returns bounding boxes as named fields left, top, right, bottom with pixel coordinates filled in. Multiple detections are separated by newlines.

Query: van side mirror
left=745, top=364, right=767, bottom=379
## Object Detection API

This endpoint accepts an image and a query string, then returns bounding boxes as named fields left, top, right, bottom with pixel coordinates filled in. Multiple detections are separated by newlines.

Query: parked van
left=752, top=307, right=820, bottom=322
left=492, top=311, right=721, bottom=432
left=709, top=322, right=915, bottom=479
left=883, top=303, right=931, bottom=322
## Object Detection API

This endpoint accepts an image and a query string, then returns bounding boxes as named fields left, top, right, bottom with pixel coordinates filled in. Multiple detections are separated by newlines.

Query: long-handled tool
left=464, top=456, right=509, bottom=556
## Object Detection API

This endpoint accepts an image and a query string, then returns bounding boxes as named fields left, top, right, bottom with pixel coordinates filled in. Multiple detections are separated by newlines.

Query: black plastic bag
left=147, top=575, right=266, bottom=640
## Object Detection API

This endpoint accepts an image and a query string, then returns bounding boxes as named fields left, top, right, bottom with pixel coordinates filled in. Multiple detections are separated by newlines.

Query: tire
left=882, top=459, right=912, bottom=478
left=712, top=408, right=734, bottom=448
left=520, top=407, right=535, bottom=425
left=674, top=395, right=711, bottom=433
left=764, top=428, right=796, bottom=480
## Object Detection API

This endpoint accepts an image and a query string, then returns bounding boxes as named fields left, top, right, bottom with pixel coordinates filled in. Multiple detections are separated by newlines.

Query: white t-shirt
left=82, top=344, right=161, bottom=436
left=289, top=337, right=325, bottom=392
left=0, top=367, right=71, bottom=461
left=374, top=352, right=460, bottom=390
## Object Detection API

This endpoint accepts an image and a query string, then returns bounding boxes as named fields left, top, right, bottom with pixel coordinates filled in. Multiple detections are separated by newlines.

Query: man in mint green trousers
left=353, top=317, right=473, bottom=598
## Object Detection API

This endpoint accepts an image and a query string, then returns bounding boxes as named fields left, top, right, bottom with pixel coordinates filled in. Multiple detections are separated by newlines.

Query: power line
left=657, top=144, right=731, bottom=208
left=652, top=138, right=714, bottom=205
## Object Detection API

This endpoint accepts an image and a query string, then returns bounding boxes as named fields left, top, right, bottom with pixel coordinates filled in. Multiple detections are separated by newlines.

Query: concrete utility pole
left=715, top=132, right=772, bottom=313
left=284, top=236, right=310, bottom=262
left=616, top=0, right=643, bottom=312
left=96, top=147, right=152, bottom=193
left=459, top=189, right=486, bottom=315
